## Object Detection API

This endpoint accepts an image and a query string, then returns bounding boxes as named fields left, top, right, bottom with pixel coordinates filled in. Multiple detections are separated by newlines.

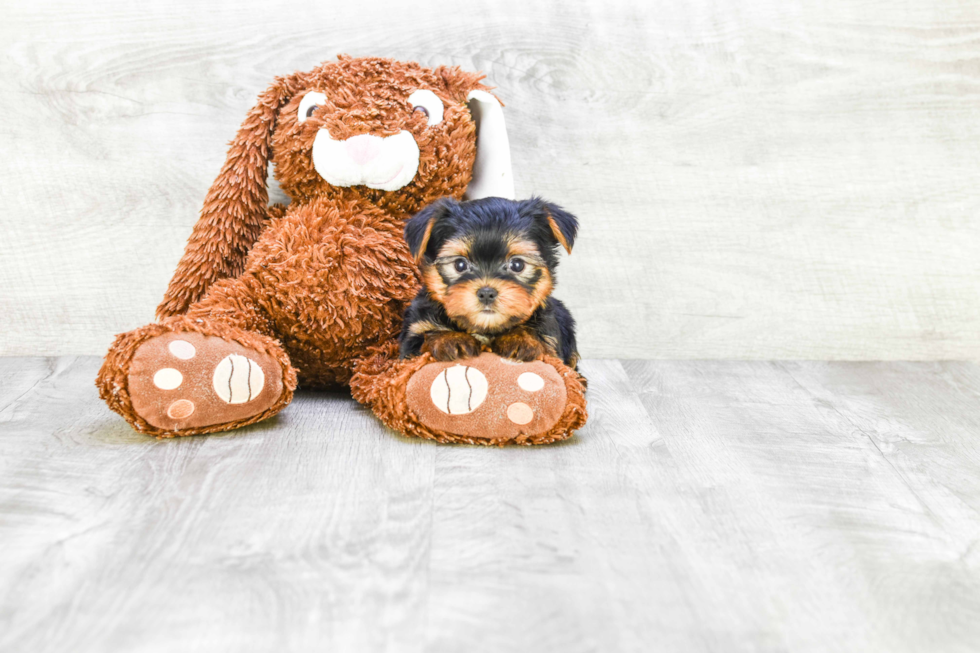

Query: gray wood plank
left=623, top=360, right=980, bottom=652
left=3, top=0, right=980, bottom=359
left=0, top=357, right=65, bottom=414
left=2, top=357, right=980, bottom=652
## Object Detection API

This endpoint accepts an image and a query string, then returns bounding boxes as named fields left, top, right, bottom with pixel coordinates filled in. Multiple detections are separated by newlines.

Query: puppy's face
left=406, top=197, right=578, bottom=334
left=429, top=231, right=553, bottom=333
left=271, top=57, right=490, bottom=215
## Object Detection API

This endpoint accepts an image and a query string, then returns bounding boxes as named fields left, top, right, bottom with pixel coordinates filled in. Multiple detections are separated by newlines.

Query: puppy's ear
left=524, top=199, right=577, bottom=254
left=544, top=203, right=577, bottom=254
left=405, top=198, right=456, bottom=263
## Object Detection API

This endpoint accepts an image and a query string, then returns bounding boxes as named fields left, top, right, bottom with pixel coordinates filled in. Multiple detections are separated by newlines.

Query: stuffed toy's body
left=97, top=56, right=587, bottom=445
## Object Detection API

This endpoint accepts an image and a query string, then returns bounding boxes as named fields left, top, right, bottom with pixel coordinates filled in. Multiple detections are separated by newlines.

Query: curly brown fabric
left=350, top=343, right=588, bottom=446
left=97, top=316, right=298, bottom=437
left=96, top=55, right=588, bottom=444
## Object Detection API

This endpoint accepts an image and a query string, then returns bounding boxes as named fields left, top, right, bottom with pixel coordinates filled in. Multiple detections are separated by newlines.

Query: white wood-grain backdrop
left=2, top=0, right=979, bottom=359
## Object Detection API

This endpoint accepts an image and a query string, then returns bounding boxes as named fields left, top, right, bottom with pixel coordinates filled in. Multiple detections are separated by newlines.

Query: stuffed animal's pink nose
left=345, top=134, right=382, bottom=165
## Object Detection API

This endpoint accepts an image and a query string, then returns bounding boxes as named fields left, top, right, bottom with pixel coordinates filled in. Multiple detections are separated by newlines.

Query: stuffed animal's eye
left=408, top=89, right=444, bottom=126
left=453, top=258, right=468, bottom=273
left=508, top=258, right=525, bottom=273
left=298, top=91, right=327, bottom=124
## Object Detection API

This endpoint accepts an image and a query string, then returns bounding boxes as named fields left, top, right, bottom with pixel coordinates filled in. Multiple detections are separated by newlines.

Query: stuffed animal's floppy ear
left=156, top=72, right=306, bottom=319
left=405, top=197, right=456, bottom=264
left=464, top=90, right=514, bottom=201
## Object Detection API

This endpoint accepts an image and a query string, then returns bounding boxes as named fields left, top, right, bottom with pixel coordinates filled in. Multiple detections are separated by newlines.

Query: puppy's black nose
left=476, top=286, right=498, bottom=305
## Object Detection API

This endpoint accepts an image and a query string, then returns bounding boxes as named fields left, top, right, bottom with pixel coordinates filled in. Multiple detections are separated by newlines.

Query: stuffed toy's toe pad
left=406, top=352, right=566, bottom=440
left=128, top=332, right=285, bottom=431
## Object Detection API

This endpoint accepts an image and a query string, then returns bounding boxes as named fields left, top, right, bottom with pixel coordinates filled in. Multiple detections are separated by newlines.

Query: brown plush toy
left=96, top=55, right=587, bottom=445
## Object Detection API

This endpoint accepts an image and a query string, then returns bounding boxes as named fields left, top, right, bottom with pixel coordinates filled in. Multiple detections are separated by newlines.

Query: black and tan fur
left=399, top=197, right=579, bottom=368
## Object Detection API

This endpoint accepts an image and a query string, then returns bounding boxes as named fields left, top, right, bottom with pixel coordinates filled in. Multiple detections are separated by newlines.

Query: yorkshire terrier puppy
left=399, top=196, right=579, bottom=368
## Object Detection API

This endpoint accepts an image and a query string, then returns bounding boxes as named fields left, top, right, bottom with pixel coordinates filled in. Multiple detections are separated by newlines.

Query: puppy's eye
left=408, top=89, right=444, bottom=126
left=298, top=91, right=327, bottom=124
left=508, top=258, right=526, bottom=273
left=453, top=258, right=468, bottom=273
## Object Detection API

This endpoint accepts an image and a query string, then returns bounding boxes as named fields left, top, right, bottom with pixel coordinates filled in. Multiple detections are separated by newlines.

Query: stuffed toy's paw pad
left=127, top=332, right=285, bottom=431
left=405, top=352, right=566, bottom=440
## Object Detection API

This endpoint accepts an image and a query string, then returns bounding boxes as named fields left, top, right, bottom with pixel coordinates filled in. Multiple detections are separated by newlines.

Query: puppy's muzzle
left=312, top=130, right=420, bottom=192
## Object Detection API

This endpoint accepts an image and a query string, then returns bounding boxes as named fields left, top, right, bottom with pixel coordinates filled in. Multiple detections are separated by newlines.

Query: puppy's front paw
left=491, top=328, right=547, bottom=362
left=422, top=331, right=482, bottom=362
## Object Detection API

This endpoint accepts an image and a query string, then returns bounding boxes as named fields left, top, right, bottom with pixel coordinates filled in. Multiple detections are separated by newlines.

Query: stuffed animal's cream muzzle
left=312, top=131, right=420, bottom=192
left=304, top=89, right=515, bottom=198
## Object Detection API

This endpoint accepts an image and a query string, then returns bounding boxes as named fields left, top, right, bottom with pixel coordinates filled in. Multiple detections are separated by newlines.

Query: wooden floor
left=2, top=357, right=980, bottom=653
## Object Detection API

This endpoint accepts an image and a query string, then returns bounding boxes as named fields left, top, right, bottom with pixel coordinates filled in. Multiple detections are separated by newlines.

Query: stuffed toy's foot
left=350, top=343, right=587, bottom=445
left=405, top=353, right=568, bottom=439
left=97, top=319, right=297, bottom=437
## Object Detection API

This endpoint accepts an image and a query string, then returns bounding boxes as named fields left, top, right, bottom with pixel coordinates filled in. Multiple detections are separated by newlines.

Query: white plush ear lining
left=464, top=90, right=515, bottom=200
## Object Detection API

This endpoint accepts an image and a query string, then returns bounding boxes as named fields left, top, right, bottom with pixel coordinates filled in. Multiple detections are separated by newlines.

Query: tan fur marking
left=541, top=333, right=560, bottom=356
left=491, top=326, right=547, bottom=362
left=414, top=217, right=436, bottom=264
left=547, top=215, right=572, bottom=254
left=421, top=331, right=481, bottom=362
left=494, top=279, right=537, bottom=323
left=530, top=270, right=554, bottom=307
left=507, top=238, right=541, bottom=259
left=409, top=320, right=449, bottom=336
left=443, top=277, right=538, bottom=333
left=422, top=264, right=447, bottom=300
left=436, top=237, right=472, bottom=259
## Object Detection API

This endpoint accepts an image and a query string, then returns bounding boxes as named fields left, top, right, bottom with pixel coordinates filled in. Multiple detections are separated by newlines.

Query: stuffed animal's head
left=156, top=56, right=514, bottom=319
left=218, top=55, right=513, bottom=219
